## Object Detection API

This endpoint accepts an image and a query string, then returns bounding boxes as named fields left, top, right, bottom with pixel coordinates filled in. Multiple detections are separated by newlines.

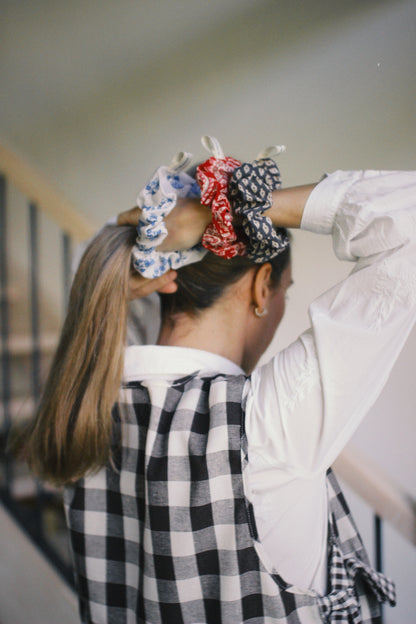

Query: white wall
left=1, top=1, right=415, bottom=621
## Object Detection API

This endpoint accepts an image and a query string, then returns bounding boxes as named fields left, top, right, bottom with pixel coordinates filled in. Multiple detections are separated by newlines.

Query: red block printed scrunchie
left=196, top=137, right=246, bottom=259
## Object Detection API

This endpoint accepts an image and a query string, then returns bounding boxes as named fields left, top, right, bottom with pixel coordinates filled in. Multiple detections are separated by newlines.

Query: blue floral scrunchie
left=229, top=158, right=290, bottom=263
left=132, top=154, right=207, bottom=278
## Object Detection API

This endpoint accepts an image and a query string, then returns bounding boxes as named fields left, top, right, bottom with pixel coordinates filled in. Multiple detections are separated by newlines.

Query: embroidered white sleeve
left=279, top=342, right=318, bottom=413
left=247, top=170, right=416, bottom=475
left=369, top=259, right=416, bottom=331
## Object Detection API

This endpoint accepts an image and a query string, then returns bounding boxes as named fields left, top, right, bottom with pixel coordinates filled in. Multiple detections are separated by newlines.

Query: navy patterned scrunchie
left=229, top=158, right=290, bottom=262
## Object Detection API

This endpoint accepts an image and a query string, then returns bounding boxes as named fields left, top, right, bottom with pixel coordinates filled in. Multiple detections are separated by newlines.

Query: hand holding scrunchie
left=229, top=154, right=290, bottom=263
left=197, top=136, right=246, bottom=259
left=132, top=152, right=207, bottom=278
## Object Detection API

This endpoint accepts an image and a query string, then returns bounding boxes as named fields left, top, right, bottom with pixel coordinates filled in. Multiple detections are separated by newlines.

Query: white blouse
left=123, top=170, right=416, bottom=595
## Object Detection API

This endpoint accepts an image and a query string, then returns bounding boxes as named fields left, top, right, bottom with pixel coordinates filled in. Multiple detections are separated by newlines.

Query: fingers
left=117, top=207, right=141, bottom=226
left=128, top=270, right=178, bottom=300
left=153, top=270, right=178, bottom=294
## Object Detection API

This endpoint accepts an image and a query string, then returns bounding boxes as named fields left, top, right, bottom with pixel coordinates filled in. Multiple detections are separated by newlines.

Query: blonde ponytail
left=26, top=225, right=137, bottom=485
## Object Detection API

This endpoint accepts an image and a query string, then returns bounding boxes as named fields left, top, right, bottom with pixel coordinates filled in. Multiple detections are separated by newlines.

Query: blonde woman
left=27, top=142, right=416, bottom=623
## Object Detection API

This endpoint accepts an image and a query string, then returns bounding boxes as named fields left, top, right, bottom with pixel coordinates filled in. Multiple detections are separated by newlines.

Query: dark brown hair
left=159, top=238, right=291, bottom=319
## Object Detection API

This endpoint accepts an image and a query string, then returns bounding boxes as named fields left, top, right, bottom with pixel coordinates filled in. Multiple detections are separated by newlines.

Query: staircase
left=0, top=143, right=95, bottom=623
left=0, top=142, right=415, bottom=623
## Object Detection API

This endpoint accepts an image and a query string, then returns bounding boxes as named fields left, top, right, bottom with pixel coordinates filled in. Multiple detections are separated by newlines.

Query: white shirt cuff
left=300, top=170, right=363, bottom=235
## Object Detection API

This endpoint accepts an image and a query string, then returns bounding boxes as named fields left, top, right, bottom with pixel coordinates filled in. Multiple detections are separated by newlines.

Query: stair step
left=0, top=503, right=78, bottom=624
left=1, top=397, right=36, bottom=423
left=0, top=459, right=61, bottom=500
left=3, top=332, right=59, bottom=356
left=7, top=474, right=59, bottom=500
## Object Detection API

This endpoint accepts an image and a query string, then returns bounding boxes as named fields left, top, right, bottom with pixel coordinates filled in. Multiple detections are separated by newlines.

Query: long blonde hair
left=26, top=225, right=136, bottom=485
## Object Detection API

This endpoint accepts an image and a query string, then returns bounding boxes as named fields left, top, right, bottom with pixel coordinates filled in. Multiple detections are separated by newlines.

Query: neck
left=157, top=299, right=249, bottom=369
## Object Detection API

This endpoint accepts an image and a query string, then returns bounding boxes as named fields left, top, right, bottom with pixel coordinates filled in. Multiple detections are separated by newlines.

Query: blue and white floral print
left=132, top=164, right=207, bottom=278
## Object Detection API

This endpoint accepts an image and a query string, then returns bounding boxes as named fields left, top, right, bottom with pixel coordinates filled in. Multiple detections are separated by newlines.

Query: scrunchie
left=229, top=158, right=290, bottom=263
left=196, top=136, right=246, bottom=259
left=132, top=154, right=207, bottom=278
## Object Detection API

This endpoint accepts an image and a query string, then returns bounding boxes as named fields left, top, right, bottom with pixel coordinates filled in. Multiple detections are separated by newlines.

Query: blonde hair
left=26, top=225, right=136, bottom=485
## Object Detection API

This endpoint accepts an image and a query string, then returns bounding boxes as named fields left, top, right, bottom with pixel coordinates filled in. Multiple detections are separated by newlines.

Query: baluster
left=62, top=232, right=71, bottom=311
left=29, top=203, right=41, bottom=402
left=374, top=514, right=383, bottom=571
left=374, top=514, right=384, bottom=621
left=0, top=174, right=13, bottom=495
left=29, top=202, right=45, bottom=536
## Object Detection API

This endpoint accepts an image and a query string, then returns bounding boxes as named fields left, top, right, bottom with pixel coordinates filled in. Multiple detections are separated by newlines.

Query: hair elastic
left=197, top=136, right=246, bottom=259
left=132, top=152, right=207, bottom=278
left=229, top=151, right=290, bottom=263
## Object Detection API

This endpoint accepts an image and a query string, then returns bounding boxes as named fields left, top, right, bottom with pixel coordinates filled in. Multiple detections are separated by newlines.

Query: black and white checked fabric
left=229, top=159, right=290, bottom=263
left=317, top=470, right=396, bottom=623
left=64, top=374, right=395, bottom=623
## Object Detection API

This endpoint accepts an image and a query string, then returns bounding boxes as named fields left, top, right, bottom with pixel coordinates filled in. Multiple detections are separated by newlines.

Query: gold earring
left=254, top=306, right=268, bottom=318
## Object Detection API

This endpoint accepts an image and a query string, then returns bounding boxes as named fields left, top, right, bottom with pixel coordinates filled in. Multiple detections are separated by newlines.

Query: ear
left=252, top=263, right=273, bottom=310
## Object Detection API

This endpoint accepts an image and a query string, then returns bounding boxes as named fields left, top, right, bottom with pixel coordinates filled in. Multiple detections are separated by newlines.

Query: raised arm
left=269, top=184, right=317, bottom=228
left=249, top=170, right=416, bottom=473
left=117, top=183, right=317, bottom=251
left=117, top=199, right=212, bottom=253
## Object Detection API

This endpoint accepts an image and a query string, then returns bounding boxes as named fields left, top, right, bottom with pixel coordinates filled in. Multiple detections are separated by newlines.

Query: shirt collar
left=124, top=345, right=245, bottom=381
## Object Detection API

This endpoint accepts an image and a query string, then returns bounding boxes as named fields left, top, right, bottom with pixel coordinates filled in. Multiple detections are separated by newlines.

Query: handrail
left=334, top=445, right=416, bottom=546
left=0, top=142, right=96, bottom=242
